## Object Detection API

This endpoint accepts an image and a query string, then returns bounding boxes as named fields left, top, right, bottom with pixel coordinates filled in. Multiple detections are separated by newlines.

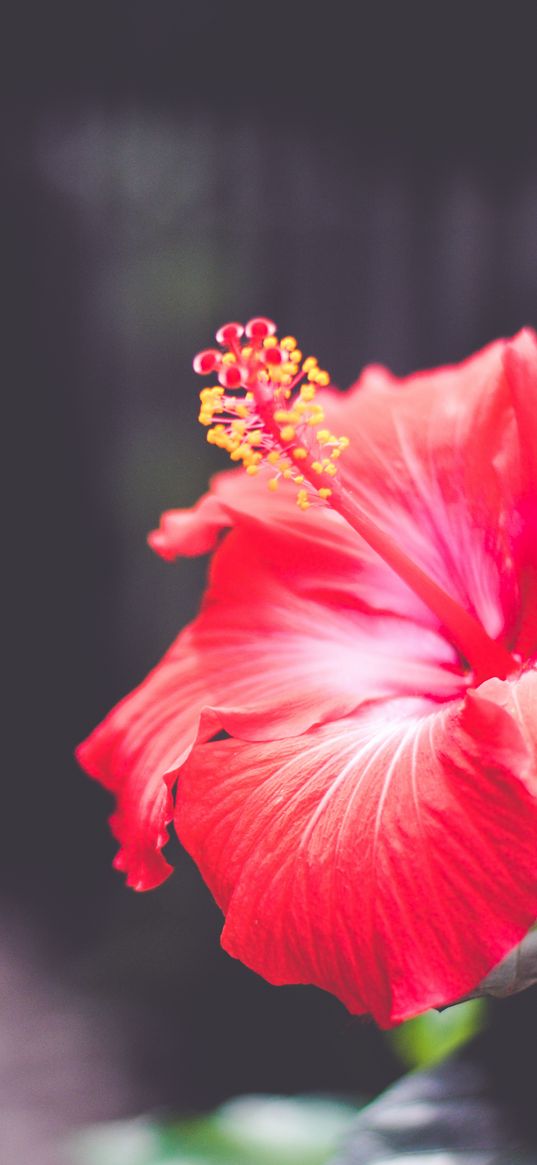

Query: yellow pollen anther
left=300, top=384, right=316, bottom=403
left=195, top=321, right=349, bottom=505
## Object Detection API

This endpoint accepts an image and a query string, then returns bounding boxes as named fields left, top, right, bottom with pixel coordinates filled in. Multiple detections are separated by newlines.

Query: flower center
left=194, top=318, right=517, bottom=686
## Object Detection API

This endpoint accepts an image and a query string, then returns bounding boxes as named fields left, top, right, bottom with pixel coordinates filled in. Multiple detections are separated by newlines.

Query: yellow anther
left=316, top=371, right=330, bottom=386
left=300, top=384, right=316, bottom=402
left=316, top=429, right=331, bottom=443
left=331, top=448, right=341, bottom=459
left=307, top=368, right=320, bottom=382
left=247, top=430, right=263, bottom=445
left=274, top=409, right=291, bottom=423
left=222, top=352, right=237, bottom=364
left=280, top=425, right=296, bottom=442
left=283, top=468, right=293, bottom=479
left=267, top=450, right=280, bottom=465
left=242, top=346, right=252, bottom=358
left=302, top=357, right=318, bottom=373
left=246, top=464, right=259, bottom=475
left=295, top=474, right=305, bottom=484
left=231, top=419, right=246, bottom=432
left=290, top=349, right=302, bottom=363
left=281, top=336, right=297, bottom=350
left=318, top=487, right=332, bottom=499
left=245, top=392, right=254, bottom=402
left=267, top=477, right=279, bottom=491
left=263, top=336, right=278, bottom=348
left=292, top=447, right=308, bottom=460
left=282, top=362, right=298, bottom=375
left=297, top=489, right=310, bottom=510
left=280, top=374, right=292, bottom=387
left=339, top=436, right=350, bottom=448
left=311, top=460, right=323, bottom=473
left=235, top=404, right=249, bottom=418
left=325, top=463, right=338, bottom=476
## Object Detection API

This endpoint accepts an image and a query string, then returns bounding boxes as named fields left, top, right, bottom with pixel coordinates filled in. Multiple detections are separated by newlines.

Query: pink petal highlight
left=177, top=669, right=537, bottom=1027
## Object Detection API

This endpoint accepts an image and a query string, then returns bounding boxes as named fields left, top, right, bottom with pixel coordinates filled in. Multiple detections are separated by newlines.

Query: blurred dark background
left=3, top=1, right=537, bottom=1157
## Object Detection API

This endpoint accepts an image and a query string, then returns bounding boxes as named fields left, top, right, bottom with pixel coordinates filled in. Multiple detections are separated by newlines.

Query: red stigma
left=193, top=349, right=221, bottom=374
left=245, top=317, right=277, bottom=340
left=216, top=322, right=244, bottom=346
left=263, top=347, right=283, bottom=366
left=218, top=364, right=243, bottom=389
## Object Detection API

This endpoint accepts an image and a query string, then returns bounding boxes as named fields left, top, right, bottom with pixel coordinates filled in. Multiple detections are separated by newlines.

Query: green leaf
left=70, top=1095, right=361, bottom=1165
left=389, top=998, right=487, bottom=1070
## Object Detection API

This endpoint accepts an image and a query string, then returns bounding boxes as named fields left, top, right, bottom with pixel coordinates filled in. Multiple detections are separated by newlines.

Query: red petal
left=323, top=331, right=537, bottom=646
left=192, top=526, right=463, bottom=743
left=77, top=522, right=463, bottom=889
left=76, top=626, right=219, bottom=890
left=150, top=331, right=537, bottom=657
left=176, top=668, right=537, bottom=1026
left=503, top=329, right=537, bottom=659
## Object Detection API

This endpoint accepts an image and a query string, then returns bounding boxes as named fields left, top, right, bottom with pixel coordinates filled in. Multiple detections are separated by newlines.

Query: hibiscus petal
left=322, top=332, right=536, bottom=643
left=194, top=525, right=464, bottom=737
left=503, top=328, right=537, bottom=659
left=75, top=626, right=219, bottom=890
left=176, top=669, right=537, bottom=1026
left=77, top=523, right=463, bottom=890
left=150, top=332, right=537, bottom=652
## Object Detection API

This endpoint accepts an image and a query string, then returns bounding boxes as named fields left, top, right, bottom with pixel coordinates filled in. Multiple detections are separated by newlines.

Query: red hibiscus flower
left=77, top=320, right=537, bottom=1027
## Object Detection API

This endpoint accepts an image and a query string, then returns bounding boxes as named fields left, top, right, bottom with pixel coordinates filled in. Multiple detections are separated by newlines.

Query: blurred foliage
left=70, top=1095, right=360, bottom=1165
left=70, top=1005, right=486, bottom=1162
left=389, top=998, right=487, bottom=1070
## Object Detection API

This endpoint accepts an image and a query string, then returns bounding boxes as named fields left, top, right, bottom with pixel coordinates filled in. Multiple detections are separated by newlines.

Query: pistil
left=194, top=318, right=516, bottom=684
